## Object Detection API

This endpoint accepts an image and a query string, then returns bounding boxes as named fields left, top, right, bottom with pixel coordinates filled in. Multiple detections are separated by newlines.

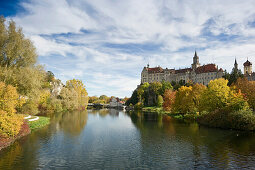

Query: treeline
left=89, top=95, right=128, bottom=104
left=127, top=78, right=255, bottom=130
left=126, top=80, right=189, bottom=107
left=0, top=16, right=88, bottom=137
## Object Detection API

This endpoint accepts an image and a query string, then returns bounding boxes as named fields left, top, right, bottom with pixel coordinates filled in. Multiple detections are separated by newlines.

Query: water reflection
left=128, top=110, right=255, bottom=169
left=0, top=109, right=255, bottom=169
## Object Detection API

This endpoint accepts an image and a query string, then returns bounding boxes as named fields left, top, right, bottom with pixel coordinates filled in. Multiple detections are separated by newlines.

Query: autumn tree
left=163, top=89, right=176, bottom=111
left=59, top=87, right=78, bottom=110
left=191, top=83, right=207, bottom=112
left=66, top=79, right=88, bottom=109
left=200, top=79, right=230, bottom=112
left=173, top=86, right=194, bottom=113
left=0, top=82, right=24, bottom=137
left=0, top=16, right=46, bottom=114
left=234, top=78, right=255, bottom=110
left=200, top=78, right=248, bottom=112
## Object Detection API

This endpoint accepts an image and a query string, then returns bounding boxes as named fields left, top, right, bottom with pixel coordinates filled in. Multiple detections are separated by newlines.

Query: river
left=1, top=109, right=255, bottom=169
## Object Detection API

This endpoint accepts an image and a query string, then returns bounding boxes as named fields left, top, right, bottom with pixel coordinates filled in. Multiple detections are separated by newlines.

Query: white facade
left=141, top=52, right=224, bottom=86
left=110, top=97, right=123, bottom=107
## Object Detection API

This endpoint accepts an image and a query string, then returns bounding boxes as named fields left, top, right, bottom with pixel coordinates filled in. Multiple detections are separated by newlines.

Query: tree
left=161, top=81, right=173, bottom=95
left=126, top=90, right=138, bottom=106
left=163, top=89, right=176, bottom=111
left=157, top=95, right=164, bottom=107
left=191, top=83, right=207, bottom=112
left=234, top=78, right=255, bottom=110
left=173, top=86, right=194, bottom=113
left=59, top=87, right=78, bottom=110
left=137, top=82, right=149, bottom=103
left=199, top=78, right=247, bottom=112
left=46, top=71, right=55, bottom=82
left=227, top=68, right=243, bottom=86
left=89, top=96, right=99, bottom=103
left=0, top=17, right=37, bottom=68
left=0, top=16, right=46, bottom=114
left=66, top=79, right=88, bottom=109
left=0, top=82, right=24, bottom=137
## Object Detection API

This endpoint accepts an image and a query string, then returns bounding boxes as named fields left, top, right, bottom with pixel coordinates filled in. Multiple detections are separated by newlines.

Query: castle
left=141, top=52, right=255, bottom=85
left=243, top=59, right=255, bottom=81
left=141, top=51, right=224, bottom=85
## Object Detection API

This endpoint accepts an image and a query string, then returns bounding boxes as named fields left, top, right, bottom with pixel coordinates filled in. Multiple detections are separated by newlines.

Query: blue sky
left=1, top=0, right=255, bottom=97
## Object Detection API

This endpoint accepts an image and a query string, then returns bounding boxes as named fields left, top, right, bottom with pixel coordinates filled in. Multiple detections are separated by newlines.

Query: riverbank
left=0, top=121, right=30, bottom=151
left=142, top=106, right=198, bottom=121
left=0, top=116, right=50, bottom=151
left=28, top=116, right=50, bottom=131
left=141, top=106, right=255, bottom=131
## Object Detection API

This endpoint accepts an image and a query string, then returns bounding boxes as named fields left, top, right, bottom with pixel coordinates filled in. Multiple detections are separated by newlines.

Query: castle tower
left=243, top=59, right=252, bottom=75
left=191, top=51, right=201, bottom=70
left=234, top=58, right=238, bottom=71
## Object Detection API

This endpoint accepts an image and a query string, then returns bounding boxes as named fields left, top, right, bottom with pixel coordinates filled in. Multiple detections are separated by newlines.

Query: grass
left=28, top=116, right=50, bottom=131
left=142, top=106, right=199, bottom=121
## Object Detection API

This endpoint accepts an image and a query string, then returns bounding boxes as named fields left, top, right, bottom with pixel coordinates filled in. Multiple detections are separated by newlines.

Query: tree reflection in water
left=127, top=110, right=255, bottom=169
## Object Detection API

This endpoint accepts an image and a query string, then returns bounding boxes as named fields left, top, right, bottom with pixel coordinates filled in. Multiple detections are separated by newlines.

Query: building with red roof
left=141, top=51, right=224, bottom=85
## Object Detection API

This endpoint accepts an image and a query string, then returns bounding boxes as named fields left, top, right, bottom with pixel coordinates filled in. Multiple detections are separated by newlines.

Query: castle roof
left=147, top=67, right=164, bottom=73
left=244, top=60, right=252, bottom=66
left=195, top=64, right=219, bottom=74
left=175, top=68, right=192, bottom=74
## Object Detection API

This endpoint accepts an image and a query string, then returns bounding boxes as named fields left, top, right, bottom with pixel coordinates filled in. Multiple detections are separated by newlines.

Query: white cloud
left=7, top=0, right=255, bottom=97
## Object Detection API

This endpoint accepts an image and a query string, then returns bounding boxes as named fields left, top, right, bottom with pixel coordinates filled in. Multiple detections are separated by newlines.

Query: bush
left=134, top=102, right=143, bottom=110
left=198, top=109, right=255, bottom=131
left=0, top=110, right=24, bottom=137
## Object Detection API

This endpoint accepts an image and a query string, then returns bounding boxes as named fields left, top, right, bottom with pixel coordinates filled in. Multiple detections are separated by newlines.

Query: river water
left=1, top=109, right=255, bottom=169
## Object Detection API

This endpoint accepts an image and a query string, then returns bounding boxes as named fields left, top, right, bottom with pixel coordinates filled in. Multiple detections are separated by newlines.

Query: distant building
left=243, top=59, right=255, bottom=81
left=141, top=51, right=224, bottom=85
left=109, top=97, right=123, bottom=108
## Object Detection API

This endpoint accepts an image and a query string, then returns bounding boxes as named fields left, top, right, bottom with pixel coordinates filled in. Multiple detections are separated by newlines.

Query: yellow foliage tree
left=174, top=86, right=194, bottom=113
left=66, top=79, right=88, bottom=109
left=200, top=78, right=248, bottom=112
left=191, top=83, right=207, bottom=112
left=0, top=82, right=24, bottom=137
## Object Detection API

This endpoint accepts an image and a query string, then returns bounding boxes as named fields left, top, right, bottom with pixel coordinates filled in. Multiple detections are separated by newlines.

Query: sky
left=1, top=0, right=255, bottom=97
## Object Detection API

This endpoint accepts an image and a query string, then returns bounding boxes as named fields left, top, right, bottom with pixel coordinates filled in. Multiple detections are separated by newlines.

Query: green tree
left=0, top=17, right=37, bottom=69
left=157, top=95, right=164, bottom=107
left=161, top=81, right=173, bottom=95
left=227, top=68, right=243, bottom=86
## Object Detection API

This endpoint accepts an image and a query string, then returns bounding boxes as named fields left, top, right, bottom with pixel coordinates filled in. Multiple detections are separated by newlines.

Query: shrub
left=0, top=110, right=24, bottom=137
left=198, top=109, right=255, bottom=131
left=134, top=102, right=143, bottom=110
